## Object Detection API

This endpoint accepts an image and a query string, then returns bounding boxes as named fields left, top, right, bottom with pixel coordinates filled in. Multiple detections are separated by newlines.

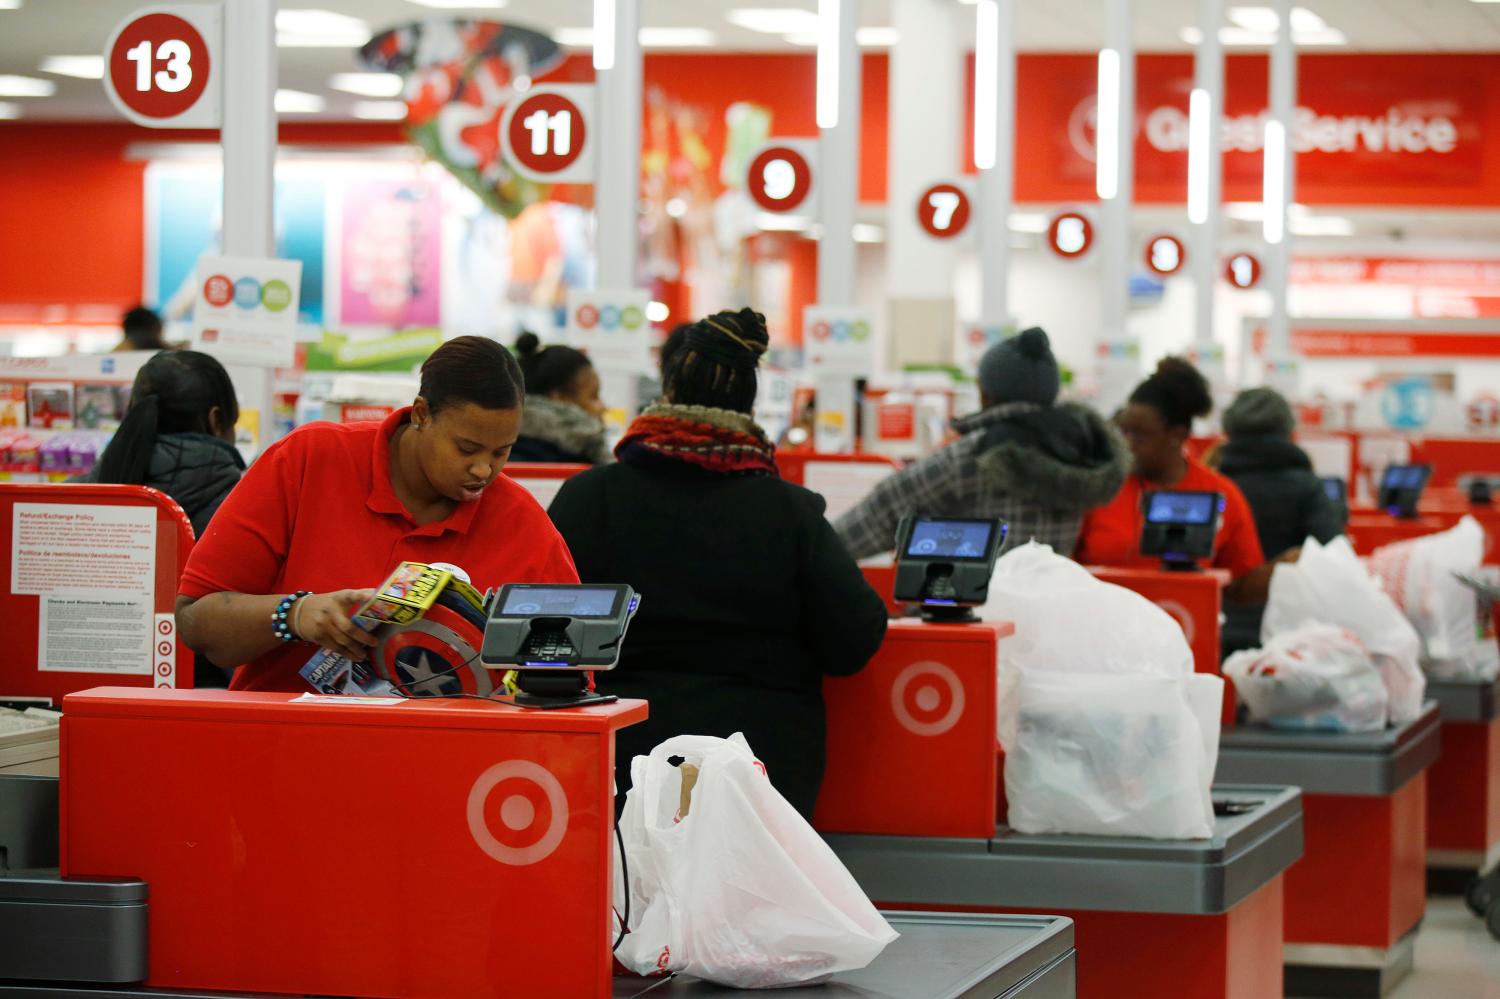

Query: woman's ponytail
left=93, top=393, right=161, bottom=485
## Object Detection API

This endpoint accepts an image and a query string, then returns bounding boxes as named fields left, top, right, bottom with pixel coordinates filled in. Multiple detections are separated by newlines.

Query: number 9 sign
left=104, top=5, right=221, bottom=129
left=746, top=141, right=816, bottom=215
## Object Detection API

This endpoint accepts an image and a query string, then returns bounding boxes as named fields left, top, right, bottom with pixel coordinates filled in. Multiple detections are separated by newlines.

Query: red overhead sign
left=1254, top=326, right=1500, bottom=359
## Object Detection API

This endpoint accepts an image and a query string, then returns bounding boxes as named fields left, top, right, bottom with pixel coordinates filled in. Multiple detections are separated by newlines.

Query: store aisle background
left=1289, top=897, right=1500, bottom=998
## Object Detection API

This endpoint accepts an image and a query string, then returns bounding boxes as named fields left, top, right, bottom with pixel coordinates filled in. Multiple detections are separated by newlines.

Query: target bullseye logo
left=467, top=760, right=570, bottom=866
left=891, top=661, right=965, bottom=737
left=1155, top=599, right=1197, bottom=645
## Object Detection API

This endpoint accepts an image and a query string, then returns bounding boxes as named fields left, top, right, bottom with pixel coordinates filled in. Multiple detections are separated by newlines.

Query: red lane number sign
left=504, top=88, right=589, bottom=180
left=917, top=183, right=971, bottom=239
left=748, top=144, right=814, bottom=214
left=1226, top=252, right=1263, bottom=289
left=104, top=7, right=219, bottom=128
left=1144, top=234, right=1186, bottom=276
left=1046, top=211, right=1094, bottom=259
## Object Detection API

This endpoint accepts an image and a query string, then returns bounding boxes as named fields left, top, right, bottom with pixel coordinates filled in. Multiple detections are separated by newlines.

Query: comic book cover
left=352, top=561, right=454, bottom=628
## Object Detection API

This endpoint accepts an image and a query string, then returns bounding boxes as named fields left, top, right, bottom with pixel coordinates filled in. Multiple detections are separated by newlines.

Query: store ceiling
left=1, top=0, right=1498, bottom=121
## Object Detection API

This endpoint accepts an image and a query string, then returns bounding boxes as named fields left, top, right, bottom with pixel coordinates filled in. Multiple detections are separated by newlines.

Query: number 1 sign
left=499, top=84, right=595, bottom=184
left=103, top=5, right=221, bottom=129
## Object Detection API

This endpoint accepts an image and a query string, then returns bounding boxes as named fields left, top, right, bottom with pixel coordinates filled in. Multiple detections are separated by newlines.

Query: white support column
left=220, top=0, right=277, bottom=448
left=1188, top=0, right=1223, bottom=348
left=1264, top=0, right=1297, bottom=365
left=594, top=0, right=642, bottom=290
left=975, top=0, right=1016, bottom=329
left=816, top=0, right=861, bottom=306
left=1097, top=0, right=1135, bottom=345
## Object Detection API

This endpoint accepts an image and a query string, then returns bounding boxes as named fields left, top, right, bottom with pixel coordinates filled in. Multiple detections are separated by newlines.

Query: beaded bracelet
left=272, top=591, right=312, bottom=643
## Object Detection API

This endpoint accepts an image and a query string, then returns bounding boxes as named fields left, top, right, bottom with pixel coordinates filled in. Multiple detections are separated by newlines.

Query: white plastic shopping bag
left=1263, top=536, right=1425, bottom=724
left=988, top=543, right=1220, bottom=840
left=1223, top=623, right=1388, bottom=733
left=614, top=734, right=897, bottom=988
left=1368, top=516, right=1500, bottom=682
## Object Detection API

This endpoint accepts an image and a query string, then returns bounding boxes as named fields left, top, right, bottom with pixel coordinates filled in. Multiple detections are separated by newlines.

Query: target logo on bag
left=1154, top=599, right=1196, bottom=645
left=466, top=760, right=570, bottom=865
left=890, top=661, right=965, bottom=736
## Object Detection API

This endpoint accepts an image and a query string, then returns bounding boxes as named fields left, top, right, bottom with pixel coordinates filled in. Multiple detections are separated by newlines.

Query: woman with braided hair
left=548, top=307, right=889, bottom=818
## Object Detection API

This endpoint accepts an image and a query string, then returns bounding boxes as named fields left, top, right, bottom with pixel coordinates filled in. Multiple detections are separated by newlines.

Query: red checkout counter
left=817, top=614, right=1302, bottom=999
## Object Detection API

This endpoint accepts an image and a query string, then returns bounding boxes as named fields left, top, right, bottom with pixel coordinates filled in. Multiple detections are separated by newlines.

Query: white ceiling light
left=973, top=0, right=999, bottom=171
left=40, top=55, right=104, bottom=79
left=275, top=89, right=327, bottom=114
left=1180, top=9, right=1346, bottom=48
left=351, top=100, right=407, bottom=121
left=1095, top=48, right=1121, bottom=200
left=785, top=26, right=897, bottom=47
left=852, top=223, right=885, bottom=243
left=646, top=301, right=670, bottom=323
left=593, top=0, right=614, bottom=71
left=1227, top=6, right=1279, bottom=32
left=0, top=75, right=56, bottom=97
left=0, top=1, right=21, bottom=9
left=727, top=8, right=821, bottom=34
left=330, top=72, right=402, bottom=97
left=276, top=9, right=370, bottom=48
left=816, top=0, right=840, bottom=129
left=552, top=26, right=717, bottom=48
left=404, top=0, right=505, bottom=8
left=0, top=102, right=19, bottom=119
left=1008, top=212, right=1050, bottom=233
left=1290, top=214, right=1355, bottom=237
left=754, top=212, right=812, bottom=232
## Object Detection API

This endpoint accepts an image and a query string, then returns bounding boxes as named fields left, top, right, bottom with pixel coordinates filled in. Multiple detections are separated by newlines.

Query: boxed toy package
left=299, top=562, right=502, bottom=698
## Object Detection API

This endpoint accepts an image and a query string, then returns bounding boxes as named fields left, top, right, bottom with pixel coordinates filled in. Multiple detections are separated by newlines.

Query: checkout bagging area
left=6, top=458, right=1500, bottom=998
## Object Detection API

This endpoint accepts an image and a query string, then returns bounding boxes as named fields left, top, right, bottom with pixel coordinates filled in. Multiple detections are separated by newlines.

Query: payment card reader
left=1378, top=463, right=1432, bottom=519
left=893, top=516, right=1006, bottom=623
left=481, top=584, right=641, bottom=709
left=1140, top=491, right=1222, bottom=571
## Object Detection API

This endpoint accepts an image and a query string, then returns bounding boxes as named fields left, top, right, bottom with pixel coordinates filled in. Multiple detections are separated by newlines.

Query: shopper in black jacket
left=511, top=332, right=611, bottom=465
left=548, top=308, right=889, bottom=818
left=1217, top=387, right=1346, bottom=654
left=85, top=350, right=245, bottom=687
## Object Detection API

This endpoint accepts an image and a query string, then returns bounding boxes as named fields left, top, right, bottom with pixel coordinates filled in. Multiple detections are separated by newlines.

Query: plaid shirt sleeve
left=832, top=449, right=966, bottom=559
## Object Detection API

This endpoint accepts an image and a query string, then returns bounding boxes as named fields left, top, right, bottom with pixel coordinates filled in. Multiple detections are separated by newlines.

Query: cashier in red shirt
left=1075, top=357, right=1279, bottom=605
left=176, top=336, right=579, bottom=691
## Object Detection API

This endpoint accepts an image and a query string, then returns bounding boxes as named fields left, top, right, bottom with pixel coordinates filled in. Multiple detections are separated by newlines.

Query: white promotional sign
left=498, top=83, right=595, bottom=184
left=565, top=289, right=652, bottom=374
left=1095, top=337, right=1143, bottom=415
left=192, top=256, right=302, bottom=367
left=103, top=5, right=222, bottom=129
left=803, top=306, right=876, bottom=378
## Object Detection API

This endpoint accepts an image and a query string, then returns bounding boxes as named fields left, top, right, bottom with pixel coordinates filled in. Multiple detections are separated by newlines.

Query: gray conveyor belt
left=611, top=912, right=1075, bottom=999
left=824, top=785, right=1302, bottom=916
left=1426, top=677, right=1500, bottom=723
left=1216, top=702, right=1442, bottom=795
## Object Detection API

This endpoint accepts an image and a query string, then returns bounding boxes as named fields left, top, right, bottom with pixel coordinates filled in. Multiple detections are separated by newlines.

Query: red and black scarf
left=614, top=403, right=779, bottom=477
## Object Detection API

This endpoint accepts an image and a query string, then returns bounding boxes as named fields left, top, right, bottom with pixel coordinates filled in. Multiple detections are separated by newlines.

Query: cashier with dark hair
left=177, top=336, right=579, bottom=691
left=548, top=308, right=890, bottom=819
left=1075, top=357, right=1273, bottom=604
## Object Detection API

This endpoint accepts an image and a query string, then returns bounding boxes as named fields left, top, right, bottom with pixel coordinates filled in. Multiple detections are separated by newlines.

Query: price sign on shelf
left=1225, top=252, right=1263, bottom=289
left=746, top=140, right=816, bottom=215
left=103, top=5, right=221, bottom=129
left=498, top=84, right=594, bottom=183
left=1144, top=234, right=1186, bottom=276
left=1046, top=211, right=1094, bottom=260
left=916, top=182, right=972, bottom=240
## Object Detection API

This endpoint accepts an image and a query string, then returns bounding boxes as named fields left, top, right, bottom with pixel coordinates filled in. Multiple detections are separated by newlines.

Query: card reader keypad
left=521, top=631, right=577, bottom=662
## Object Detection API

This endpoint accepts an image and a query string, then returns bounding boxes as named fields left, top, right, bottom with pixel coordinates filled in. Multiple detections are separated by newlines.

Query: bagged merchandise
left=614, top=734, right=897, bottom=988
left=1263, top=536, right=1425, bottom=724
left=1368, top=517, right=1500, bottom=683
left=1223, top=623, right=1388, bottom=733
left=986, top=543, right=1221, bottom=840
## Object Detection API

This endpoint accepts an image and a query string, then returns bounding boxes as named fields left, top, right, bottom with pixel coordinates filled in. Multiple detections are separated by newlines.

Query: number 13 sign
left=104, top=5, right=222, bottom=129
left=499, top=84, right=595, bottom=184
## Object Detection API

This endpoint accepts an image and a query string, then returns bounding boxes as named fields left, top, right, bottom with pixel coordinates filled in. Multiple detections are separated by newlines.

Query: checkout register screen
left=1146, top=492, right=1217, bottom=525
left=905, top=520, right=994, bottom=560
left=501, top=587, right=619, bottom=617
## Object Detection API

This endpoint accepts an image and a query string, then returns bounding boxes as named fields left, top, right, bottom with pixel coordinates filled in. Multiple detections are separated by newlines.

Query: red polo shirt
left=1075, top=455, right=1265, bottom=578
left=179, top=408, right=579, bottom=691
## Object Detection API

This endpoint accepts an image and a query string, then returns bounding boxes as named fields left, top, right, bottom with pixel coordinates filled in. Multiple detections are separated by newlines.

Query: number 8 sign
left=104, top=5, right=222, bottom=129
left=499, top=84, right=596, bottom=184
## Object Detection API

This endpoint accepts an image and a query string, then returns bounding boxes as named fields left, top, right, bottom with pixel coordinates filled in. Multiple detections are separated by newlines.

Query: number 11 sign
left=499, top=84, right=595, bottom=184
left=104, top=5, right=221, bottom=129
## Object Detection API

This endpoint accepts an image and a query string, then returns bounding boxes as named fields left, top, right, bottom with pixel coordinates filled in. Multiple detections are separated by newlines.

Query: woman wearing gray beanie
left=1217, top=387, right=1347, bottom=654
left=834, top=327, right=1128, bottom=559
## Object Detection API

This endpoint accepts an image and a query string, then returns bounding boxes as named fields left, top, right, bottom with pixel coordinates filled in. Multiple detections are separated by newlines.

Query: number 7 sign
left=916, top=181, right=974, bottom=240
left=499, top=84, right=596, bottom=184
left=104, top=5, right=222, bottom=129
